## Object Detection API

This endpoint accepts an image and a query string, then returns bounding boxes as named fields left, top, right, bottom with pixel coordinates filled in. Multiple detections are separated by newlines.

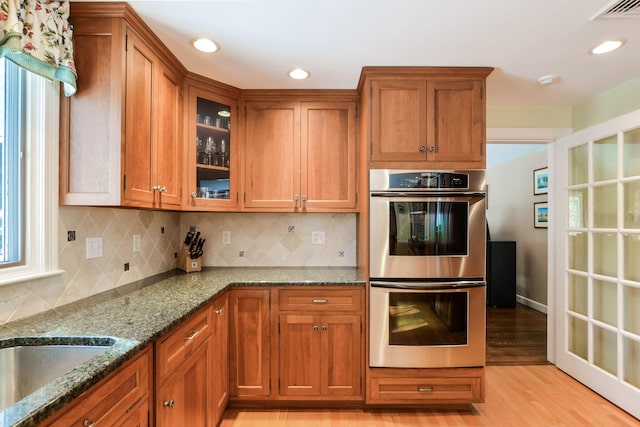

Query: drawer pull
left=163, top=399, right=175, bottom=409
left=312, top=299, right=328, bottom=304
left=83, top=420, right=95, bottom=427
left=417, top=386, right=433, bottom=393
left=184, top=330, right=200, bottom=341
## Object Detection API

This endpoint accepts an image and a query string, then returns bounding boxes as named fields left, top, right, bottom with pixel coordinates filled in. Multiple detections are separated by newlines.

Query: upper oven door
left=370, top=193, right=486, bottom=279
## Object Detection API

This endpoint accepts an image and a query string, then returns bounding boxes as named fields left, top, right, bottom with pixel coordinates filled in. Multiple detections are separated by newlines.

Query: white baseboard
left=516, top=294, right=547, bottom=314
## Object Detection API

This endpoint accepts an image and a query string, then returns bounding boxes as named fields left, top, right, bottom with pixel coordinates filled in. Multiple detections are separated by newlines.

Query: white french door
left=554, top=109, right=640, bottom=419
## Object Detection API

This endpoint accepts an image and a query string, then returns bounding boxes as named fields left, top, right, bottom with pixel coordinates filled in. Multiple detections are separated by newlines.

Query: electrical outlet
left=311, top=231, right=325, bottom=245
left=67, top=230, right=76, bottom=241
left=190, top=225, right=196, bottom=233
left=338, top=251, right=345, bottom=257
left=86, top=237, right=103, bottom=259
left=133, top=234, right=141, bottom=253
left=288, top=225, right=295, bottom=232
left=222, top=231, right=231, bottom=244
left=239, top=250, right=245, bottom=257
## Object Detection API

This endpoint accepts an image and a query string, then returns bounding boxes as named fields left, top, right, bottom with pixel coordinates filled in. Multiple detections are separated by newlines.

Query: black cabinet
left=486, top=241, right=516, bottom=307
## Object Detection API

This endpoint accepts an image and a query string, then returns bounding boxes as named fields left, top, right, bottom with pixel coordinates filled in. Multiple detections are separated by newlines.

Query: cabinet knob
left=321, top=325, right=328, bottom=331
left=420, top=145, right=427, bottom=152
left=313, top=325, right=319, bottom=331
left=215, top=309, right=224, bottom=315
left=301, top=195, right=307, bottom=202
left=159, top=186, right=168, bottom=193
left=83, top=420, right=95, bottom=427
left=163, top=399, right=175, bottom=409
left=191, top=191, right=197, bottom=198
left=152, top=185, right=160, bottom=191
left=429, top=146, right=436, bottom=152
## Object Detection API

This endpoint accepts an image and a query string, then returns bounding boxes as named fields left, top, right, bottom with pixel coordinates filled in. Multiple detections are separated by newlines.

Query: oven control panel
left=370, top=169, right=486, bottom=192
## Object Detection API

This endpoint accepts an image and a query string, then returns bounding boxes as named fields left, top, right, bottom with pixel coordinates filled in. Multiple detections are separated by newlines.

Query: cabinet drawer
left=277, top=288, right=362, bottom=312
left=369, top=376, right=483, bottom=404
left=156, top=306, right=212, bottom=380
left=45, top=348, right=151, bottom=427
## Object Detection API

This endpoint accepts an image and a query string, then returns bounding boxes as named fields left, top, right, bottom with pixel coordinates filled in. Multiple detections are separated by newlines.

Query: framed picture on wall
left=534, top=167, right=549, bottom=195
left=534, top=202, right=549, bottom=228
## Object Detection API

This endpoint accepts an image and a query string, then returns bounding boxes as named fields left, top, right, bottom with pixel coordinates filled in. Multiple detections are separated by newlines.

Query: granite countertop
left=0, top=267, right=365, bottom=427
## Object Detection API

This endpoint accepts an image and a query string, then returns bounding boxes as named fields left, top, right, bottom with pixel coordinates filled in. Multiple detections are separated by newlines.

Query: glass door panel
left=593, top=279, right=617, bottom=326
left=593, top=185, right=617, bottom=228
left=624, top=338, right=640, bottom=388
left=623, top=127, right=640, bottom=177
left=569, top=144, right=589, bottom=185
left=568, top=316, right=588, bottom=360
left=195, top=98, right=231, bottom=200
left=593, top=326, right=617, bottom=375
left=568, top=274, right=588, bottom=315
left=623, top=180, right=640, bottom=228
left=593, top=135, right=617, bottom=182
left=623, top=285, right=640, bottom=335
left=592, top=232, right=617, bottom=277
left=568, top=232, right=588, bottom=272
left=623, top=234, right=640, bottom=281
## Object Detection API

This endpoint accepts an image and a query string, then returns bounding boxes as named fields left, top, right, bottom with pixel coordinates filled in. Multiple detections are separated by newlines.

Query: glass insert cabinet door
left=186, top=86, right=238, bottom=209
left=195, top=98, right=231, bottom=199
left=557, top=119, right=640, bottom=420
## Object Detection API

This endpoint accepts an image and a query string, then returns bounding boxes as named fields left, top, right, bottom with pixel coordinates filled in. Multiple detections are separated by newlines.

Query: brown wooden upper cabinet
left=243, top=98, right=357, bottom=212
left=361, top=67, right=493, bottom=169
left=60, top=3, right=185, bottom=208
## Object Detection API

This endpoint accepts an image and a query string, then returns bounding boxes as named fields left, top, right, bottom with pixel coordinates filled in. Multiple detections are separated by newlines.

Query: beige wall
left=487, top=149, right=548, bottom=308
left=572, top=75, right=640, bottom=131
left=487, top=106, right=573, bottom=129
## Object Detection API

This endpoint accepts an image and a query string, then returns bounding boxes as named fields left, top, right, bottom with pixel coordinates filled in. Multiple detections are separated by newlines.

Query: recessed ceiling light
left=289, top=68, right=310, bottom=80
left=591, top=39, right=625, bottom=55
left=537, top=75, right=557, bottom=86
left=191, top=37, right=219, bottom=53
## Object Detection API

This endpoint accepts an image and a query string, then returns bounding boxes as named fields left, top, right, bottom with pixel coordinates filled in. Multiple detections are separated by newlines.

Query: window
left=1, top=58, right=25, bottom=267
left=0, top=58, right=62, bottom=285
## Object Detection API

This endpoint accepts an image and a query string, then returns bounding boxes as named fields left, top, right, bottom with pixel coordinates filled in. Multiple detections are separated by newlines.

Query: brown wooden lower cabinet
left=41, top=347, right=151, bottom=427
left=229, top=288, right=272, bottom=399
left=367, top=367, right=485, bottom=405
left=212, top=292, right=230, bottom=424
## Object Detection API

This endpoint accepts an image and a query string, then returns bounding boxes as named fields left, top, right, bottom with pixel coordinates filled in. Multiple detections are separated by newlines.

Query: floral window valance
left=0, top=0, right=76, bottom=96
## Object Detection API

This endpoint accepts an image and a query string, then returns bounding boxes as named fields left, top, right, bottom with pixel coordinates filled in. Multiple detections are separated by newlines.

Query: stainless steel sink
left=0, top=337, right=115, bottom=412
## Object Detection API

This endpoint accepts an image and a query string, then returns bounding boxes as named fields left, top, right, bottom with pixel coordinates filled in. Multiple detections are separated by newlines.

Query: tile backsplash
left=0, top=208, right=356, bottom=325
left=181, top=213, right=357, bottom=267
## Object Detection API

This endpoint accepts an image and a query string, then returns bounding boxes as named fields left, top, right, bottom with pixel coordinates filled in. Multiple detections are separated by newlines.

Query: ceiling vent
left=591, top=0, right=640, bottom=19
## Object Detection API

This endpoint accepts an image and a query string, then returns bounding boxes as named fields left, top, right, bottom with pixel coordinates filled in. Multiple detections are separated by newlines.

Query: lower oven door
left=370, top=281, right=486, bottom=368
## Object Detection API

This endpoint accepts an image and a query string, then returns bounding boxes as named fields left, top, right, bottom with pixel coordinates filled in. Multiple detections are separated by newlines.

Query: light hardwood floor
left=221, top=365, right=639, bottom=426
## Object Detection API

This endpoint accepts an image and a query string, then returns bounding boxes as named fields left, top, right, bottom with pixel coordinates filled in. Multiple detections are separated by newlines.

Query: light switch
left=86, top=237, right=103, bottom=259
left=312, top=231, right=325, bottom=245
left=133, top=234, right=141, bottom=253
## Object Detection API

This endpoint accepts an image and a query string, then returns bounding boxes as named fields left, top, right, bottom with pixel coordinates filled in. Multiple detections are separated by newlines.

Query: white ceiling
left=76, top=0, right=640, bottom=108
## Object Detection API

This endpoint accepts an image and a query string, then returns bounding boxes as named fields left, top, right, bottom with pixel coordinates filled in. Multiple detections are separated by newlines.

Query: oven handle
left=370, top=192, right=486, bottom=198
left=370, top=281, right=486, bottom=291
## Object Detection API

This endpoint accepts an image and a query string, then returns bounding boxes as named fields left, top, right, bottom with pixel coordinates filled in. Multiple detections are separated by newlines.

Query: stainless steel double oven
left=369, top=169, right=487, bottom=368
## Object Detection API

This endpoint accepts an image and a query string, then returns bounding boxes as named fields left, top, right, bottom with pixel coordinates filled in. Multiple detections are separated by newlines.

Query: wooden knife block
left=177, top=244, right=202, bottom=273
